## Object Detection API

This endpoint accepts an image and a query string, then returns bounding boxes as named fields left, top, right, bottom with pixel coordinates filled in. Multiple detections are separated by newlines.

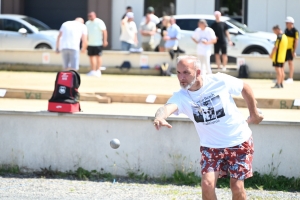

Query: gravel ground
left=0, top=176, right=299, bottom=200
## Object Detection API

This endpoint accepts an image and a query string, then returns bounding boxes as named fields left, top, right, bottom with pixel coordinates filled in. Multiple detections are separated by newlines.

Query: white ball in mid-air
left=110, top=139, right=120, bottom=149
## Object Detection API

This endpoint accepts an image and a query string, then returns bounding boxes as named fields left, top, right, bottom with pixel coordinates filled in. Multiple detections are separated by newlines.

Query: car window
left=2, top=19, right=31, bottom=33
left=22, top=17, right=50, bottom=31
left=176, top=19, right=198, bottom=31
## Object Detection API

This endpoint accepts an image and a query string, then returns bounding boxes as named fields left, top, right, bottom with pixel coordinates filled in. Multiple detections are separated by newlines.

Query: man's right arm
left=153, top=104, right=178, bottom=130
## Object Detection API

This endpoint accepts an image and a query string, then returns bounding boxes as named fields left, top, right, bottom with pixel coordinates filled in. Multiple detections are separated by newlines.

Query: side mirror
left=18, top=28, right=27, bottom=34
left=228, top=28, right=239, bottom=35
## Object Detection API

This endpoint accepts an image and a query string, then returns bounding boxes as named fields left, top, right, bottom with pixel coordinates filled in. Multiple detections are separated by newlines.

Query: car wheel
left=35, top=44, right=51, bottom=49
left=244, top=48, right=267, bottom=55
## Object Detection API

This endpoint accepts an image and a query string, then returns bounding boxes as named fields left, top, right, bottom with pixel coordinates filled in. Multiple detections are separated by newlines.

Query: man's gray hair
left=176, top=55, right=201, bottom=70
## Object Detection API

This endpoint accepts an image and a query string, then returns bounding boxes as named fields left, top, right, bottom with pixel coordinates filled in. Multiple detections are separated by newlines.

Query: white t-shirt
left=167, top=73, right=252, bottom=148
left=192, top=27, right=216, bottom=56
left=85, top=18, right=107, bottom=46
left=140, top=21, right=156, bottom=43
left=141, top=14, right=160, bottom=25
left=120, top=21, right=137, bottom=44
left=59, top=21, right=87, bottom=51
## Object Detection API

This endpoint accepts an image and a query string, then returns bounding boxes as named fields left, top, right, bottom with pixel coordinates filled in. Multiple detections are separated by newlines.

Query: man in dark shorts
left=153, top=55, right=263, bottom=200
left=86, top=12, right=108, bottom=77
left=211, top=11, right=233, bottom=71
left=270, top=25, right=288, bottom=88
left=284, top=16, right=299, bottom=83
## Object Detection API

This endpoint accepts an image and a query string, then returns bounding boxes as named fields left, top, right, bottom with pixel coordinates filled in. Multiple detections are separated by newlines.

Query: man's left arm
left=102, top=29, right=108, bottom=47
left=56, top=31, right=62, bottom=53
left=293, top=30, right=299, bottom=57
left=241, top=82, right=264, bottom=124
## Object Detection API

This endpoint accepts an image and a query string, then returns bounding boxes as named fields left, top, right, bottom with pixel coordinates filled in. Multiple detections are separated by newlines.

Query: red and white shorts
left=200, top=136, right=254, bottom=180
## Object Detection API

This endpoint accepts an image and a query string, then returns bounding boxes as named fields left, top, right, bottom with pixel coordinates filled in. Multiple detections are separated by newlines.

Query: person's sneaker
left=271, top=83, right=281, bottom=89
left=222, top=67, right=227, bottom=71
left=86, top=71, right=95, bottom=76
left=95, top=69, right=102, bottom=77
left=285, top=78, right=293, bottom=83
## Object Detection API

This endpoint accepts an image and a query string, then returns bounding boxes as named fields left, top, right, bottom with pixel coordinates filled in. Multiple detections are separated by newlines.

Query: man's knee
left=230, top=179, right=245, bottom=193
left=201, top=178, right=216, bottom=192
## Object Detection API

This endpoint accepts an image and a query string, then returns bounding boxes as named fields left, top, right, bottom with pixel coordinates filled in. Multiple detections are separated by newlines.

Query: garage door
left=24, top=0, right=87, bottom=30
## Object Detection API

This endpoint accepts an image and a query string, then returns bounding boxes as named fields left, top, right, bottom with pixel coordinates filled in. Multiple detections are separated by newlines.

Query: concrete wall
left=176, top=0, right=214, bottom=15
left=248, top=0, right=300, bottom=54
left=0, top=110, right=300, bottom=178
left=0, top=50, right=172, bottom=68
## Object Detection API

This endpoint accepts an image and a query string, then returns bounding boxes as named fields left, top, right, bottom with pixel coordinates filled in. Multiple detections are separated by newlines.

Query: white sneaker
left=86, top=71, right=94, bottom=76
left=95, top=69, right=102, bottom=77
left=222, top=67, right=227, bottom=71
left=285, top=78, right=293, bottom=83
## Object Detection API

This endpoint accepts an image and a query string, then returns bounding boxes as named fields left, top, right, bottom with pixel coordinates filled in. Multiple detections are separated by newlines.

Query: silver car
left=155, top=14, right=277, bottom=57
left=0, top=14, right=59, bottom=50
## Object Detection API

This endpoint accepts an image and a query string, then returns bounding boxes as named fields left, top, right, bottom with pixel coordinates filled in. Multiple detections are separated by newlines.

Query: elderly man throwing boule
left=153, top=55, right=263, bottom=200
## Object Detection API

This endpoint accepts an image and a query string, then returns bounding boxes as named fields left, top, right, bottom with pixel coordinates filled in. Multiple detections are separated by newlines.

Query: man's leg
left=206, top=53, right=212, bottom=74
left=69, top=49, right=79, bottom=71
left=61, top=49, right=70, bottom=70
left=89, top=56, right=97, bottom=71
left=201, top=172, right=219, bottom=200
left=288, top=60, right=294, bottom=79
left=215, top=54, right=221, bottom=69
left=221, top=44, right=228, bottom=70
left=230, top=178, right=246, bottom=200
left=96, top=55, right=102, bottom=71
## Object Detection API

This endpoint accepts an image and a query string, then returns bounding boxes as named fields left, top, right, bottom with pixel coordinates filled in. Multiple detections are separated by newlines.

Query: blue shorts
left=61, top=49, right=79, bottom=70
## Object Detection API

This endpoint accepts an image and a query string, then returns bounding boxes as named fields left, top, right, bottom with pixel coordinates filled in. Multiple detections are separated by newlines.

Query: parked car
left=154, top=14, right=277, bottom=57
left=0, top=14, right=59, bottom=50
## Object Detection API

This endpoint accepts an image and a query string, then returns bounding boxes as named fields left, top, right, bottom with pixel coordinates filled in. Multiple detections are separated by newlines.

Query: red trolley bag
left=48, top=70, right=81, bottom=113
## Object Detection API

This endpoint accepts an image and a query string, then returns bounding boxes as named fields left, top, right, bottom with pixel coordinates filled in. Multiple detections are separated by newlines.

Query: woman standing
left=159, top=16, right=170, bottom=52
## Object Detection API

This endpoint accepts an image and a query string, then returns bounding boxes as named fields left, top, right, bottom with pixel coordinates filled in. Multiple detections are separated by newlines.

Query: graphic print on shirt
left=192, top=94, right=225, bottom=124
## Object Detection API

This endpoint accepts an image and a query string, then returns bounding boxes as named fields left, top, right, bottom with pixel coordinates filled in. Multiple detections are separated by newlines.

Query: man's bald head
left=177, top=55, right=200, bottom=71
left=75, top=18, right=84, bottom=24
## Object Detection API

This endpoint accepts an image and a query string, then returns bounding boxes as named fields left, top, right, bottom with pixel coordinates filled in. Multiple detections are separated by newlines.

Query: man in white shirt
left=86, top=12, right=108, bottom=77
left=140, top=14, right=156, bottom=51
left=192, top=19, right=217, bottom=74
left=56, top=18, right=87, bottom=71
left=120, top=12, right=138, bottom=51
left=164, top=17, right=181, bottom=50
left=153, top=56, right=263, bottom=200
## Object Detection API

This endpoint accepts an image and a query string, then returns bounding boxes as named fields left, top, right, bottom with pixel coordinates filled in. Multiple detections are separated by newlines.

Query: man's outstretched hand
left=153, top=118, right=172, bottom=130
left=247, top=113, right=264, bottom=124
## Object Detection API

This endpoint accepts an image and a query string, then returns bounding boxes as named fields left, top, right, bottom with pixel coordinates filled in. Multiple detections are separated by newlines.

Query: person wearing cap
left=141, top=6, right=160, bottom=25
left=120, top=12, right=138, bottom=51
left=140, top=14, right=156, bottom=51
left=270, top=25, right=288, bottom=88
left=191, top=19, right=217, bottom=74
left=122, top=6, right=132, bottom=20
left=85, top=12, right=108, bottom=77
left=211, top=11, right=233, bottom=71
left=284, top=16, right=299, bottom=83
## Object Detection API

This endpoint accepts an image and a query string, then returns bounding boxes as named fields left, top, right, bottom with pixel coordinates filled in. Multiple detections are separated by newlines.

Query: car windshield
left=21, top=17, right=51, bottom=31
left=227, top=19, right=256, bottom=33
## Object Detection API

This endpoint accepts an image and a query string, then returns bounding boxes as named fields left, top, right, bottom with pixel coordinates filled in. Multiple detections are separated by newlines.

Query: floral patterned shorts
left=200, top=136, right=254, bottom=180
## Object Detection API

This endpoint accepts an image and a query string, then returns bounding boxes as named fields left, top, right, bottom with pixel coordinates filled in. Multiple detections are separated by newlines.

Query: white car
left=0, top=14, right=59, bottom=50
left=155, top=14, right=277, bottom=57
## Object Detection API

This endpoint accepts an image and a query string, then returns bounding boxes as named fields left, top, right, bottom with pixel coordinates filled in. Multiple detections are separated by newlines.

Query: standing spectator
left=164, top=17, right=180, bottom=51
left=122, top=6, right=132, bottom=19
left=140, top=14, right=156, bottom=51
left=120, top=12, right=138, bottom=51
left=86, top=11, right=108, bottom=77
left=270, top=25, right=288, bottom=88
left=159, top=16, right=170, bottom=52
left=211, top=11, right=233, bottom=71
left=284, top=16, right=299, bottom=83
left=191, top=19, right=217, bottom=74
left=141, top=6, right=160, bottom=25
left=56, top=18, right=87, bottom=71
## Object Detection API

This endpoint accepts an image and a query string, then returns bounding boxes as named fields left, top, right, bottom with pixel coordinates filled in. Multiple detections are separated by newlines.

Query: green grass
left=1, top=165, right=300, bottom=192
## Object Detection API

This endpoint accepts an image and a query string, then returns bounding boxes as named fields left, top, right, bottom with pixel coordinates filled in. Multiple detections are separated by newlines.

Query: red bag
left=48, top=70, right=81, bottom=113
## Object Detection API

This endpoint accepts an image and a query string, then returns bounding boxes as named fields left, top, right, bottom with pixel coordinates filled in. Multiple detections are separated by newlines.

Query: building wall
left=176, top=0, right=214, bottom=15
left=0, top=0, right=24, bottom=14
left=248, top=0, right=300, bottom=54
left=111, top=0, right=144, bottom=50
